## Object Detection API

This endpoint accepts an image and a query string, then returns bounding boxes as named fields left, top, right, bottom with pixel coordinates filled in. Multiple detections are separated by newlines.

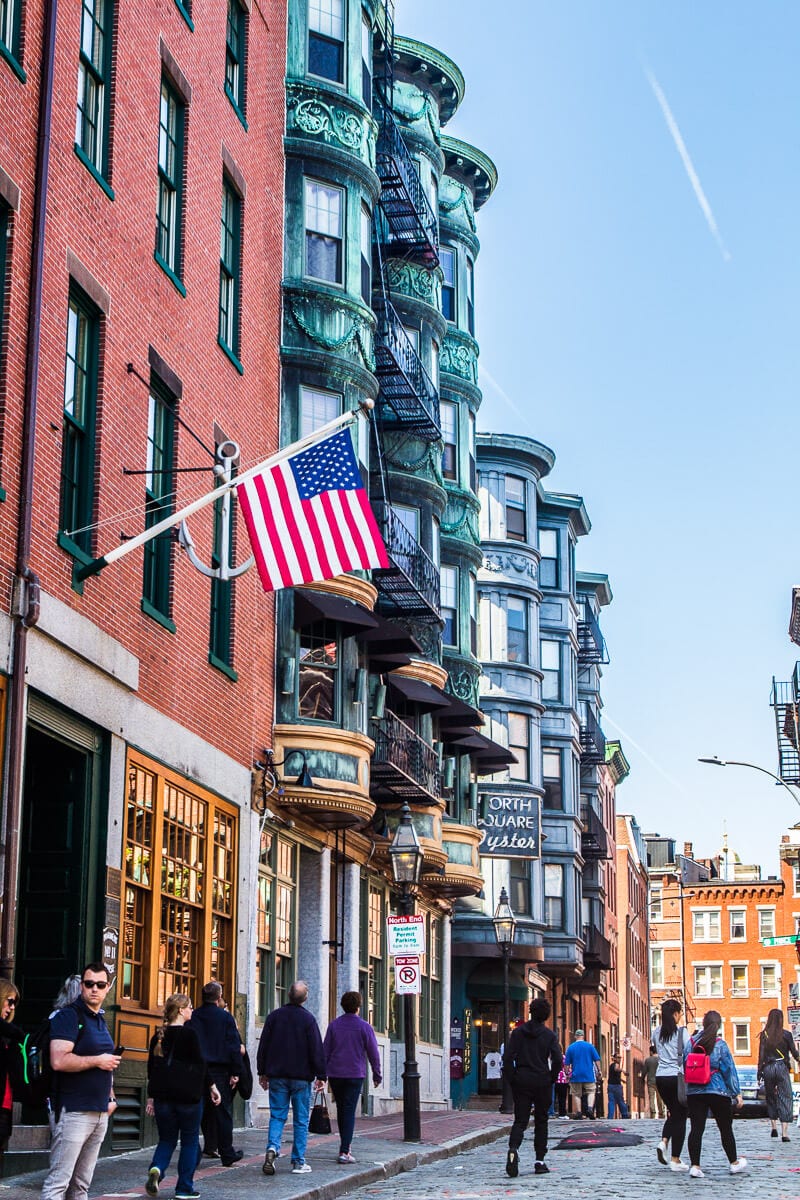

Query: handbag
left=676, top=1028, right=687, bottom=1106
left=234, top=1050, right=253, bottom=1101
left=308, top=1089, right=332, bottom=1135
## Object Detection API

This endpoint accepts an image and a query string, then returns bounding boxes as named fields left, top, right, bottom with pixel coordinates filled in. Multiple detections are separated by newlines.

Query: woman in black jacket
left=0, top=978, right=23, bottom=1160
left=758, top=1008, right=800, bottom=1142
left=145, top=995, right=220, bottom=1200
left=502, top=997, right=563, bottom=1179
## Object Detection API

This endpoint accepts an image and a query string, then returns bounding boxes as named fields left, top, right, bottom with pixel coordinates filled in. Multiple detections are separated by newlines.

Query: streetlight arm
left=698, top=757, right=800, bottom=810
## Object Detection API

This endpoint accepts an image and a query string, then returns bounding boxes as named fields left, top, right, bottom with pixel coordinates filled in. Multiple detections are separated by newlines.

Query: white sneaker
left=657, top=1141, right=668, bottom=1165
left=292, top=1163, right=312, bottom=1174
left=730, top=1158, right=748, bottom=1174
left=689, top=1166, right=704, bottom=1178
left=669, top=1161, right=689, bottom=1171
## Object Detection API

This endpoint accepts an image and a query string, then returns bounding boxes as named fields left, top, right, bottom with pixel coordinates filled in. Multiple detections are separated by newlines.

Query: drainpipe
left=0, top=0, right=54, bottom=974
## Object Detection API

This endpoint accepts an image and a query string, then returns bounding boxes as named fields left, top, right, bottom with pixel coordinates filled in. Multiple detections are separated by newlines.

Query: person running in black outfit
left=503, top=998, right=563, bottom=1178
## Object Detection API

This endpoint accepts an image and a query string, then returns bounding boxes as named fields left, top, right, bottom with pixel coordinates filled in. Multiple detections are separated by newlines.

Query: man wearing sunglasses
left=41, top=963, right=121, bottom=1200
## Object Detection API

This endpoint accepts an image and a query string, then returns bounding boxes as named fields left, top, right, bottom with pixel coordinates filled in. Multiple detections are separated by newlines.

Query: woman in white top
left=655, top=999, right=689, bottom=1171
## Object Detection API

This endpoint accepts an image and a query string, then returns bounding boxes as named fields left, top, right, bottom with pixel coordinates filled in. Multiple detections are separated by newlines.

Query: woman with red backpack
left=684, top=1010, right=747, bottom=1178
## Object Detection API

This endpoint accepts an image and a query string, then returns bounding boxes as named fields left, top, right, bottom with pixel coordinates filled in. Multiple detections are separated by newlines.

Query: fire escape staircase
left=372, top=504, right=441, bottom=622
left=578, top=607, right=608, bottom=665
left=373, top=296, right=440, bottom=439
left=771, top=670, right=800, bottom=785
left=579, top=707, right=606, bottom=765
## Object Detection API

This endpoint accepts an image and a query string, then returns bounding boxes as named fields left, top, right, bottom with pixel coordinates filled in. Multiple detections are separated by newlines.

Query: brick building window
left=225, top=0, right=247, bottom=119
left=0, top=0, right=22, bottom=72
left=359, top=879, right=387, bottom=1034
left=692, top=910, right=721, bottom=941
left=59, top=287, right=99, bottom=560
left=761, top=963, right=779, bottom=996
left=650, top=947, right=663, bottom=986
left=142, top=380, right=176, bottom=627
left=732, top=1022, right=750, bottom=1054
left=694, top=964, right=722, bottom=997
left=758, top=908, right=776, bottom=939
left=649, top=886, right=662, bottom=922
left=155, top=79, right=185, bottom=286
left=209, top=480, right=235, bottom=676
left=731, top=964, right=748, bottom=996
left=76, top=0, right=113, bottom=181
left=729, top=909, right=746, bottom=940
left=308, top=0, right=344, bottom=84
left=121, top=754, right=237, bottom=1009
left=219, top=176, right=242, bottom=366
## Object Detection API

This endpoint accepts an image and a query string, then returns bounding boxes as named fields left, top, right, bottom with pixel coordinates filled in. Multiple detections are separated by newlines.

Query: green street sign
left=761, top=935, right=799, bottom=946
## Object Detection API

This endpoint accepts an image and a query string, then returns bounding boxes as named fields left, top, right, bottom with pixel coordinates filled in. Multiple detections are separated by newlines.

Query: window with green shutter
left=219, top=177, right=242, bottom=368
left=225, top=0, right=247, bottom=120
left=209, top=481, right=236, bottom=677
left=76, top=0, right=114, bottom=185
left=155, top=78, right=185, bottom=288
left=59, top=289, right=99, bottom=560
left=0, top=0, right=24, bottom=77
left=142, top=382, right=176, bottom=628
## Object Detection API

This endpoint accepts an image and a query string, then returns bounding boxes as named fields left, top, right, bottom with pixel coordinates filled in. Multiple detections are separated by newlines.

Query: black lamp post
left=492, top=885, right=517, bottom=1114
left=388, top=802, right=424, bottom=1143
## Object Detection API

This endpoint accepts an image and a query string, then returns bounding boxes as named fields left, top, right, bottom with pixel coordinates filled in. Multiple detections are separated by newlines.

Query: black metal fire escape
left=577, top=604, right=608, bottom=665
left=771, top=670, right=800, bottom=785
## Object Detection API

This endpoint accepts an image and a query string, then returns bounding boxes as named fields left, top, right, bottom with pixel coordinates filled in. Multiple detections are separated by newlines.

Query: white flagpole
left=76, top=406, right=365, bottom=582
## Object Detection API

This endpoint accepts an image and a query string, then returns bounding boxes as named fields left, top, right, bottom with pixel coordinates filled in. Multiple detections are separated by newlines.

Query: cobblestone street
left=348, top=1119, right=800, bottom=1200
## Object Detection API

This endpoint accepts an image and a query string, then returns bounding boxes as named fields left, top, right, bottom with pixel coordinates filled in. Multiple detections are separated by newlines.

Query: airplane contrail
left=603, top=710, right=690, bottom=796
left=645, top=66, right=731, bottom=263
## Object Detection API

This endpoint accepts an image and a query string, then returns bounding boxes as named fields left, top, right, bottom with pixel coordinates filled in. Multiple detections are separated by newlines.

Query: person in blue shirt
left=563, top=1029, right=600, bottom=1119
left=684, top=1010, right=747, bottom=1178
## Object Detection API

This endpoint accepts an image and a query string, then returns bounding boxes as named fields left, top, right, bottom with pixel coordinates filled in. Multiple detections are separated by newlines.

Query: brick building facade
left=0, top=0, right=285, bottom=1157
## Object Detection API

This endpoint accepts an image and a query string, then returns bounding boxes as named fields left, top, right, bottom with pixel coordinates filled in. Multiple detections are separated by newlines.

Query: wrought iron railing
left=578, top=606, right=607, bottom=664
left=375, top=108, right=439, bottom=264
left=373, top=296, right=440, bottom=436
left=579, top=707, right=606, bottom=764
left=372, top=708, right=442, bottom=800
left=580, top=804, right=610, bottom=859
left=374, top=504, right=440, bottom=619
left=770, top=676, right=800, bottom=784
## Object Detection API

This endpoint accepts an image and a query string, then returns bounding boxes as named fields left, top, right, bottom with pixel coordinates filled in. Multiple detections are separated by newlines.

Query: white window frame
left=649, top=886, right=663, bottom=923
left=650, top=947, right=663, bottom=987
left=730, top=963, right=749, bottom=997
left=732, top=1021, right=750, bottom=1055
left=440, top=564, right=458, bottom=650
left=300, top=384, right=340, bottom=437
left=760, top=961, right=779, bottom=997
left=728, top=908, right=746, bottom=941
left=692, top=909, right=722, bottom=942
left=693, top=963, right=723, bottom=998
left=304, top=178, right=344, bottom=285
left=758, top=907, right=776, bottom=940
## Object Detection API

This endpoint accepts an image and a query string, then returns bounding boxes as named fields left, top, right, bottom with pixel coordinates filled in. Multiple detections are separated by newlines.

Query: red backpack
left=685, top=1037, right=712, bottom=1085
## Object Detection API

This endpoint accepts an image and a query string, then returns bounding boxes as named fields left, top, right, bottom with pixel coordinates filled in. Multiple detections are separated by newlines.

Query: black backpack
left=11, top=1014, right=85, bottom=1106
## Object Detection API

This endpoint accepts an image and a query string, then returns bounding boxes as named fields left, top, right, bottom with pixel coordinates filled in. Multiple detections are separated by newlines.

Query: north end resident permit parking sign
left=387, top=914, right=426, bottom=955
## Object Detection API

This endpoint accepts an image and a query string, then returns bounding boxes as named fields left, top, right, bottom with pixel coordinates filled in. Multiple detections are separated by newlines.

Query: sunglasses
left=4, top=999, right=16, bottom=1006
left=82, top=979, right=109, bottom=989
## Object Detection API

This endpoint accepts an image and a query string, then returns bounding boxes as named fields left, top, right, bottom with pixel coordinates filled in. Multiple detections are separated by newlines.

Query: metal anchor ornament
left=177, top=440, right=254, bottom=580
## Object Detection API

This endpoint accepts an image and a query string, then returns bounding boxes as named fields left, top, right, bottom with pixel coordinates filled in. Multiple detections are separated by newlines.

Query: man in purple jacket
left=323, top=991, right=382, bottom=1163
left=257, top=981, right=326, bottom=1176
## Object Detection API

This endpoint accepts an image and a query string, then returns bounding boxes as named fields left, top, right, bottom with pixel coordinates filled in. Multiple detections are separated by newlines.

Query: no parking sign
left=394, top=954, right=421, bottom=995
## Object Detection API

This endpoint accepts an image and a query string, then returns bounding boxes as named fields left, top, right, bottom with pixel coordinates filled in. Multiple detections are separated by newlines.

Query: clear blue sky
left=400, top=0, right=800, bottom=876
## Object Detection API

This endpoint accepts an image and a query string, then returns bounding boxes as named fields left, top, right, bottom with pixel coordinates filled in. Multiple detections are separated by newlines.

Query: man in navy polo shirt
left=41, top=962, right=121, bottom=1200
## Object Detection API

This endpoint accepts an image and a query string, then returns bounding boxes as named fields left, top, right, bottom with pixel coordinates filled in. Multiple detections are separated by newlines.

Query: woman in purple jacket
left=322, top=992, right=382, bottom=1163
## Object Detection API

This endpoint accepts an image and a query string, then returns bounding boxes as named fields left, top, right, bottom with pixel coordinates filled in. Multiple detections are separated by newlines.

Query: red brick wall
left=0, top=0, right=286, bottom=764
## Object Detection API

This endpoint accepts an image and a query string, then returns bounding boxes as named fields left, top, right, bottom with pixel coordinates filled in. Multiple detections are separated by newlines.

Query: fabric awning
left=387, top=674, right=452, bottom=712
left=470, top=732, right=518, bottom=773
left=293, top=589, right=379, bottom=636
left=436, top=698, right=485, bottom=729
left=356, top=613, right=421, bottom=672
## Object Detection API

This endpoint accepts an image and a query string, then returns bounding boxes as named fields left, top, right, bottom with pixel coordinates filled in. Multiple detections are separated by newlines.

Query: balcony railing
left=771, top=676, right=800, bottom=784
left=580, top=804, right=610, bottom=859
left=375, top=108, right=439, bottom=266
left=373, top=296, right=440, bottom=440
left=372, top=504, right=441, bottom=622
left=582, top=924, right=612, bottom=970
left=579, top=707, right=606, bottom=765
left=370, top=708, right=442, bottom=803
left=578, top=606, right=607, bottom=664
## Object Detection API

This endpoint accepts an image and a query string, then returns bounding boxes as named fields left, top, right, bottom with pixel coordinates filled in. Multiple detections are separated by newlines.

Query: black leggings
left=655, top=1075, right=688, bottom=1158
left=687, top=1093, right=738, bottom=1166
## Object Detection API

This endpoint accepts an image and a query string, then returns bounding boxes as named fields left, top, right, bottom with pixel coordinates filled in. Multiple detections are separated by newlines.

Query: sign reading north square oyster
left=478, top=793, right=541, bottom=858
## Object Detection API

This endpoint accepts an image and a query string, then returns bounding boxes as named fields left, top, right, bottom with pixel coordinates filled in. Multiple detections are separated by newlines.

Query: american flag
left=236, top=428, right=389, bottom=592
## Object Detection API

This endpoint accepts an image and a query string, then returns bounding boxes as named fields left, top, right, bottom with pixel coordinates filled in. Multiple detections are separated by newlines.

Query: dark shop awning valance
left=387, top=674, right=452, bottom=712
left=467, top=959, right=529, bottom=1002
left=293, top=589, right=379, bottom=637
left=356, top=613, right=421, bottom=671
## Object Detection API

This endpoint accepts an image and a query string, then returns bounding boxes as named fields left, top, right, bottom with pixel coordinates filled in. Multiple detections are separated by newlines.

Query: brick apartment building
left=0, top=0, right=285, bottom=1157
left=648, top=832, right=800, bottom=1077
left=616, top=812, right=650, bottom=1112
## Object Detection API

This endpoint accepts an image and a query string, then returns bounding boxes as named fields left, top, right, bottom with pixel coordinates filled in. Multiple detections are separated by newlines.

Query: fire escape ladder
left=771, top=676, right=800, bottom=785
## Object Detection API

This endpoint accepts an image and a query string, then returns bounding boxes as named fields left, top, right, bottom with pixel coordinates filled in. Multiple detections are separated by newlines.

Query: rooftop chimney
left=782, top=835, right=790, bottom=844
left=684, top=841, right=693, bottom=858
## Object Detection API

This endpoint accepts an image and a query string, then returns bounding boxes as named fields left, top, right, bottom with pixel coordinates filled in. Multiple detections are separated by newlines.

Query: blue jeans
left=329, top=1078, right=364, bottom=1154
left=267, top=1078, right=312, bottom=1165
left=607, top=1083, right=628, bottom=1119
left=150, top=1099, right=203, bottom=1193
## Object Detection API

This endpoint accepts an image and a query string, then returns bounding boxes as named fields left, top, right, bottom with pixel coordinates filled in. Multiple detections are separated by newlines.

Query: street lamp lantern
left=389, top=802, right=424, bottom=886
left=492, top=886, right=517, bottom=1114
left=388, top=801, right=423, bottom=1143
left=492, top=886, right=517, bottom=947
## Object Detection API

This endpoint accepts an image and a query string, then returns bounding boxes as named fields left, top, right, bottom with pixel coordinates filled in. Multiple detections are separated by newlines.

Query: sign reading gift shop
left=387, top=914, right=426, bottom=955
left=478, top=792, right=541, bottom=858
